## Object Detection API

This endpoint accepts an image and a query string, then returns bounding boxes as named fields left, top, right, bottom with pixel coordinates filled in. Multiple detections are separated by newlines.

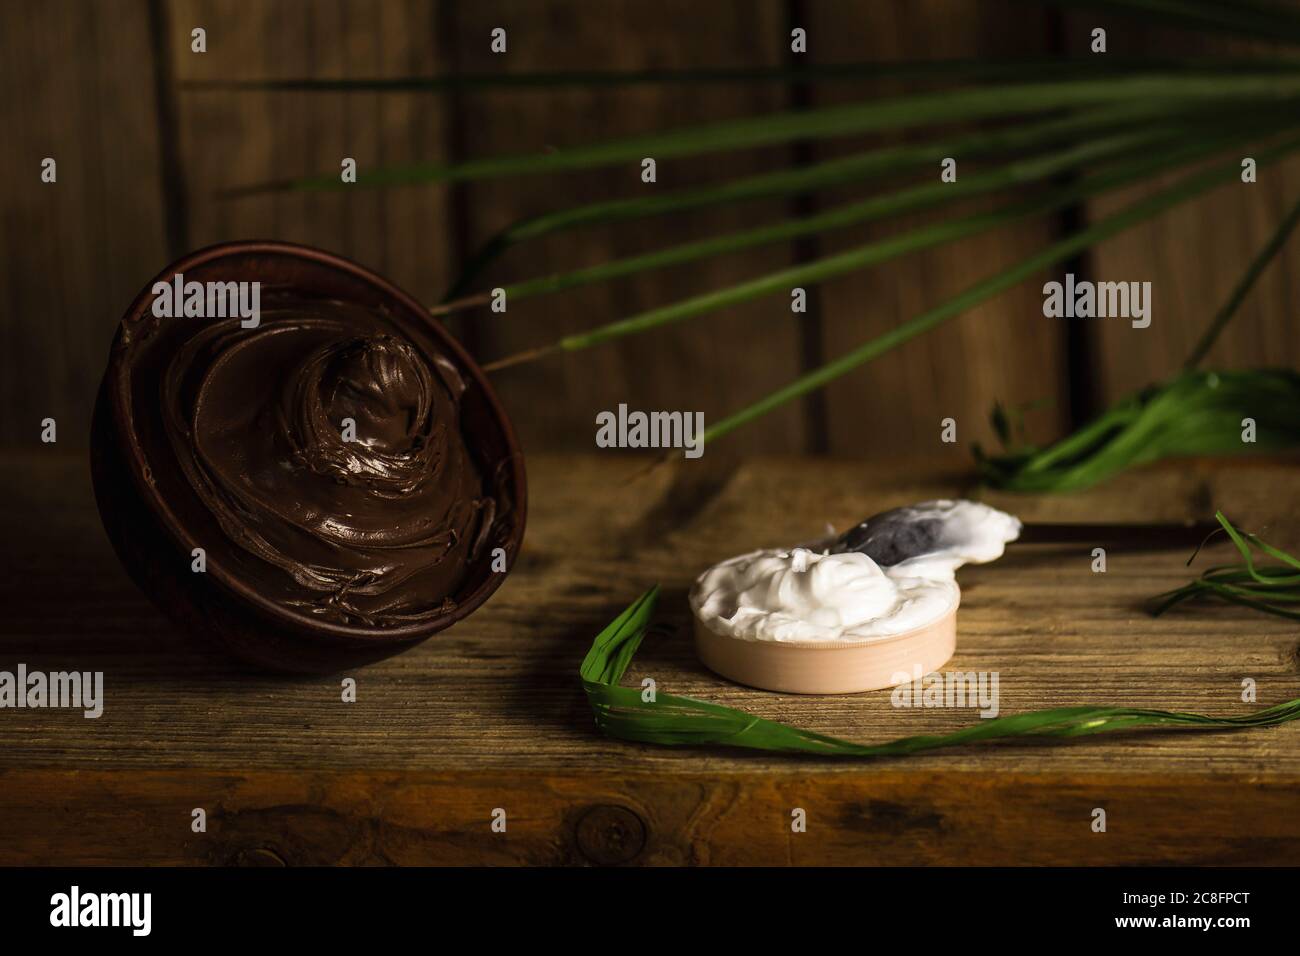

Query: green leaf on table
left=580, top=588, right=1300, bottom=758
left=1152, top=512, right=1300, bottom=620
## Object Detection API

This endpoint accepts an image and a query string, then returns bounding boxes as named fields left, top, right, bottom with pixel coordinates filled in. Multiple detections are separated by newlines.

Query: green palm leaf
left=225, top=73, right=1300, bottom=196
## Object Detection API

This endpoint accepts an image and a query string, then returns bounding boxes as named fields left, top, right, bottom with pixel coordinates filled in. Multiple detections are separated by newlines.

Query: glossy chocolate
left=151, top=298, right=494, bottom=625
left=93, top=242, right=525, bottom=671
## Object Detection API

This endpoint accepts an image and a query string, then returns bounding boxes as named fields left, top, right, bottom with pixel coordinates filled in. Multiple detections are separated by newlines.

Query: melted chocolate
left=124, top=296, right=494, bottom=627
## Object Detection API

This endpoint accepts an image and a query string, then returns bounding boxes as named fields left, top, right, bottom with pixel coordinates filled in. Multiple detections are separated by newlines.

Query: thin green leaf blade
left=581, top=592, right=1300, bottom=758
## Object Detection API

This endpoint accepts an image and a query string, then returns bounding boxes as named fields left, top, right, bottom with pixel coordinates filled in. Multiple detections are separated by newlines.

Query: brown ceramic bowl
left=91, top=241, right=526, bottom=673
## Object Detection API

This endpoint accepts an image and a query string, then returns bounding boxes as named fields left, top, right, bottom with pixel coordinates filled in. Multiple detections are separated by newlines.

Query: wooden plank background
left=2, top=0, right=1299, bottom=457
left=1066, top=14, right=1300, bottom=406
left=805, top=0, right=1070, bottom=458
left=0, top=0, right=169, bottom=452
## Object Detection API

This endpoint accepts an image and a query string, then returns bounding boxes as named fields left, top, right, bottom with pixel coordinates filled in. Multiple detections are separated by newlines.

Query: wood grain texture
left=803, top=0, right=1071, bottom=457
left=2, top=450, right=1299, bottom=776
left=2, top=769, right=1298, bottom=865
left=171, top=0, right=457, bottom=306
left=2, top=451, right=1299, bottom=863
left=442, top=0, right=808, bottom=456
left=5, top=1, right=1300, bottom=462
left=0, top=0, right=170, bottom=450
left=1066, top=12, right=1300, bottom=408
left=5, top=0, right=1300, bottom=870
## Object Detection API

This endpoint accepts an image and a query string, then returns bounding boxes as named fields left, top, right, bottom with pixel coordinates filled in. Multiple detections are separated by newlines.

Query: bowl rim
left=105, top=239, right=527, bottom=643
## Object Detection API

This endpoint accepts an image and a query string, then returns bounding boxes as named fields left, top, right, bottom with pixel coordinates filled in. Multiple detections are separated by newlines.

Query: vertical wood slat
left=0, top=0, right=169, bottom=449
left=1067, top=14, right=1300, bottom=407
left=443, top=0, right=807, bottom=457
left=7, top=2, right=1300, bottom=457
left=803, top=0, right=1070, bottom=460
left=169, top=0, right=456, bottom=307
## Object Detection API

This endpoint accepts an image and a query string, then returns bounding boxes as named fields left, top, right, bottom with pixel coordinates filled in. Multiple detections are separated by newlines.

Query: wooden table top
left=2, top=450, right=1298, bottom=865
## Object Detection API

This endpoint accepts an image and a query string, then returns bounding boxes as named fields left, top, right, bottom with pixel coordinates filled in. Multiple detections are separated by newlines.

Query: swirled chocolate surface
left=123, top=296, right=496, bottom=627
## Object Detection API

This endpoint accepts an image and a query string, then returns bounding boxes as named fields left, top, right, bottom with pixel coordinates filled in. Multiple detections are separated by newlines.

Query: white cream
left=690, top=500, right=1020, bottom=644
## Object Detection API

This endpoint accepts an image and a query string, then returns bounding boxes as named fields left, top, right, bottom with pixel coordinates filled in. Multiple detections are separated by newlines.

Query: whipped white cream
left=690, top=500, right=1020, bottom=644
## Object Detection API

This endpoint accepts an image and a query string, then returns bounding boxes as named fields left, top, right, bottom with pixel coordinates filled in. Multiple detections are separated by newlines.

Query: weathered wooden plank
left=4, top=0, right=1300, bottom=871
left=170, top=0, right=457, bottom=306
left=442, top=0, right=807, bottom=455
left=1, top=769, right=1297, bottom=865
left=802, top=0, right=1070, bottom=457
left=0, top=0, right=169, bottom=449
left=2, top=452, right=1298, bottom=777
left=5, top=2, right=1299, bottom=462
left=1066, top=14, right=1300, bottom=406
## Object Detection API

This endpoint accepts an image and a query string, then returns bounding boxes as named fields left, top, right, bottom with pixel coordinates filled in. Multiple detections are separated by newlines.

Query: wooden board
left=2, top=450, right=1299, bottom=864
left=0, top=0, right=170, bottom=450
left=1067, top=12, right=1300, bottom=407
left=6, top=0, right=1300, bottom=461
left=171, top=0, right=457, bottom=306
left=442, top=0, right=808, bottom=456
left=803, top=0, right=1071, bottom=455
left=5, top=769, right=1299, bottom=866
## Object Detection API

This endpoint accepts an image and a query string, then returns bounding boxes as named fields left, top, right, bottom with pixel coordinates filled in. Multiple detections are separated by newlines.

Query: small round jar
left=692, top=591, right=958, bottom=695
left=91, top=241, right=526, bottom=673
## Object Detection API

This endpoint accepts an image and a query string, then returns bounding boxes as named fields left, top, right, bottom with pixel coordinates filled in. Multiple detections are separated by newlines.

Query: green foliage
left=221, top=0, right=1300, bottom=463
left=976, top=370, right=1300, bottom=493
left=580, top=588, right=1300, bottom=758
left=1153, top=512, right=1300, bottom=620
